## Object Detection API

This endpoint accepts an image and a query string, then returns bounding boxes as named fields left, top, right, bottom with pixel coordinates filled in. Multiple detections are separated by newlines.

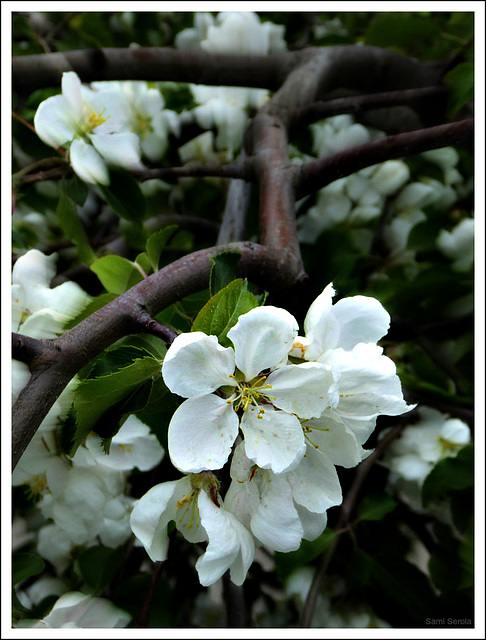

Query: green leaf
left=357, top=491, right=397, bottom=521
left=191, top=278, right=259, bottom=346
left=422, top=444, right=473, bottom=507
left=275, top=528, right=336, bottom=582
left=64, top=175, right=88, bottom=206
left=76, top=545, right=123, bottom=593
left=12, top=553, right=45, bottom=586
left=209, top=250, right=242, bottom=296
left=99, top=169, right=146, bottom=222
left=365, top=14, right=441, bottom=50
left=68, top=349, right=162, bottom=455
left=56, top=190, right=95, bottom=264
left=90, top=255, right=144, bottom=294
left=146, top=225, right=179, bottom=272
left=63, top=292, right=118, bottom=330
left=444, top=62, right=474, bottom=117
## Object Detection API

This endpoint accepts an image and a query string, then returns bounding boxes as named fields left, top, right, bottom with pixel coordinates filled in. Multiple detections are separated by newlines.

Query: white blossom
left=436, top=217, right=474, bottom=271
left=381, top=406, right=471, bottom=511
left=130, top=473, right=255, bottom=586
left=162, top=306, right=337, bottom=474
left=14, top=591, right=131, bottom=628
left=12, top=249, right=91, bottom=339
left=34, top=71, right=144, bottom=184
left=225, top=442, right=342, bottom=552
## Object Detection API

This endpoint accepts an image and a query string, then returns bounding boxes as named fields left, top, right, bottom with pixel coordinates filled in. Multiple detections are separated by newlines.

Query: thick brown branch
left=12, top=48, right=294, bottom=95
left=296, top=119, right=474, bottom=198
left=12, top=242, right=303, bottom=469
left=12, top=333, right=50, bottom=367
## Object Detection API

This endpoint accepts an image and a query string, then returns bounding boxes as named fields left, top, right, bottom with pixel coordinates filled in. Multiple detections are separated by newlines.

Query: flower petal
left=305, top=410, right=368, bottom=468
left=250, top=473, right=303, bottom=552
left=266, top=362, right=338, bottom=419
left=241, top=405, right=305, bottom=474
left=168, top=395, right=239, bottom=473
left=295, top=503, right=328, bottom=541
left=303, top=283, right=340, bottom=360
left=331, top=295, right=390, bottom=350
left=196, top=491, right=255, bottom=586
left=130, top=481, right=178, bottom=562
left=227, top=306, right=298, bottom=380
left=289, top=445, right=342, bottom=513
left=70, top=138, right=110, bottom=185
left=34, top=95, right=77, bottom=148
left=89, top=132, right=143, bottom=170
left=162, top=332, right=236, bottom=399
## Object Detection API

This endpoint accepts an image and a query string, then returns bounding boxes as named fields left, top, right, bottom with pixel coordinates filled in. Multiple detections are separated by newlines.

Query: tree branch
left=296, top=119, right=474, bottom=198
left=12, top=47, right=295, bottom=95
left=289, top=85, right=448, bottom=135
left=12, top=242, right=303, bottom=468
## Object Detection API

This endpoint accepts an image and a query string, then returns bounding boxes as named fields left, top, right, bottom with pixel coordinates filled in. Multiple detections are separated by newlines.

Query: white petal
left=172, top=477, right=207, bottom=544
left=241, top=406, right=305, bottom=474
left=130, top=481, right=178, bottom=562
left=331, top=295, right=390, bottom=350
left=224, top=477, right=260, bottom=531
left=250, top=474, right=303, bottom=552
left=266, top=362, right=337, bottom=419
left=168, top=395, right=239, bottom=473
left=162, top=332, right=236, bottom=398
left=61, top=72, right=84, bottom=119
left=196, top=491, right=254, bottom=586
left=289, top=445, right=342, bottom=513
left=90, top=132, right=143, bottom=170
left=327, top=345, right=414, bottom=419
left=70, top=138, right=110, bottom=185
left=303, top=284, right=340, bottom=360
left=295, top=504, right=328, bottom=541
left=227, top=306, right=298, bottom=380
left=305, top=411, right=367, bottom=468
left=12, top=249, right=56, bottom=301
left=34, top=95, right=77, bottom=148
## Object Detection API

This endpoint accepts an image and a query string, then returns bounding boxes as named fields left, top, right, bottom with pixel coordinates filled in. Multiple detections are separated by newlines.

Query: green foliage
left=275, top=528, right=336, bottom=582
left=76, top=546, right=125, bottom=594
left=56, top=188, right=96, bottom=264
left=99, top=170, right=146, bottom=223
left=63, top=345, right=164, bottom=455
left=192, top=278, right=260, bottom=346
left=422, top=444, right=474, bottom=507
left=444, top=62, right=474, bottom=117
left=12, top=553, right=45, bottom=586
left=209, top=250, right=242, bottom=296
left=365, top=14, right=442, bottom=53
left=90, top=255, right=144, bottom=294
left=356, top=491, right=397, bottom=521
left=145, top=225, right=179, bottom=272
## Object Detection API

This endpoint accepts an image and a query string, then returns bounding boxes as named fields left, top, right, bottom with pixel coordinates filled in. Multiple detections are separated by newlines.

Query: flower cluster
left=130, top=284, right=414, bottom=585
left=381, top=406, right=470, bottom=513
left=34, top=72, right=179, bottom=184
left=176, top=12, right=286, bottom=161
left=12, top=250, right=164, bottom=574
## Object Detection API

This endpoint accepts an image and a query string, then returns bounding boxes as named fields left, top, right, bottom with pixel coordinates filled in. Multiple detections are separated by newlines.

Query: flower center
left=437, top=435, right=463, bottom=456
left=227, top=374, right=276, bottom=419
left=80, top=109, right=107, bottom=135
left=26, top=473, right=49, bottom=501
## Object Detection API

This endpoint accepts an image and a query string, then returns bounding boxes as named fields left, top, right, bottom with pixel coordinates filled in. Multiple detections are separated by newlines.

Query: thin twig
left=134, top=561, right=165, bottom=628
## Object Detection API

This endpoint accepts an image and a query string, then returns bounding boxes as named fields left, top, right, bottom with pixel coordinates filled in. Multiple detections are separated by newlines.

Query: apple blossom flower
left=436, top=217, right=474, bottom=272
left=12, top=249, right=91, bottom=339
left=289, top=284, right=414, bottom=434
left=130, top=472, right=255, bottom=586
left=382, top=406, right=470, bottom=485
left=224, top=442, right=342, bottom=552
left=90, top=80, right=180, bottom=162
left=83, top=414, right=165, bottom=471
left=14, top=591, right=131, bottom=628
left=162, top=306, right=338, bottom=475
left=34, top=71, right=144, bottom=184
